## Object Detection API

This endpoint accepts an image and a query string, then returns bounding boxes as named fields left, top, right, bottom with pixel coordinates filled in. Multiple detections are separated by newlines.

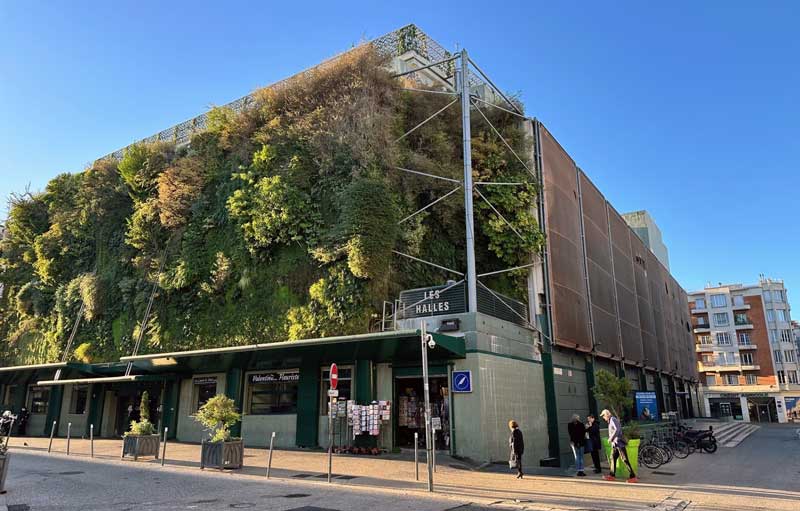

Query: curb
left=652, top=496, right=690, bottom=511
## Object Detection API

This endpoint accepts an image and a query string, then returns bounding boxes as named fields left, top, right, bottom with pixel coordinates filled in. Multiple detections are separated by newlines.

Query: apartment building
left=688, top=277, right=800, bottom=423
left=622, top=210, right=670, bottom=270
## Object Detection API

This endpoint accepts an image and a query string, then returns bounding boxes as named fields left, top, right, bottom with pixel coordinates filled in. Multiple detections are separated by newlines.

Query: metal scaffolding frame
left=390, top=49, right=541, bottom=334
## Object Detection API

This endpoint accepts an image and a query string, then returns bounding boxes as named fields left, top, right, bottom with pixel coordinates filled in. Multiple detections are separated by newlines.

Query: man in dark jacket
left=508, top=420, right=524, bottom=479
left=586, top=414, right=602, bottom=473
left=568, top=414, right=587, bottom=476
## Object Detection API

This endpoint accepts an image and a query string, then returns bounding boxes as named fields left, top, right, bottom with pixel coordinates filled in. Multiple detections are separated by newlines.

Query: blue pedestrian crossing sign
left=452, top=370, right=472, bottom=393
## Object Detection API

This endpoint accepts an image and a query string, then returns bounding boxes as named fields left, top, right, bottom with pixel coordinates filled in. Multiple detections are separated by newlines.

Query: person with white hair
left=567, top=414, right=587, bottom=476
left=600, top=409, right=637, bottom=483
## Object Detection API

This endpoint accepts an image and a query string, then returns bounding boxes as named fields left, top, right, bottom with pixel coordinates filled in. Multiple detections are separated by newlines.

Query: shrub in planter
left=194, top=394, right=243, bottom=470
left=122, top=391, right=160, bottom=460
left=0, top=442, right=9, bottom=494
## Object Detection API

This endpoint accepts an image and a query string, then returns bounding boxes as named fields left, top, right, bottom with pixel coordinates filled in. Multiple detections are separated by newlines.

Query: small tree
left=126, top=390, right=155, bottom=436
left=592, top=369, right=633, bottom=419
left=194, top=395, right=241, bottom=443
left=140, top=391, right=150, bottom=422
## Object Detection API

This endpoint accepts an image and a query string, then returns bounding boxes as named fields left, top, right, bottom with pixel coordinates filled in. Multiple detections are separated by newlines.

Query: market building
left=688, top=277, right=800, bottom=423
left=0, top=24, right=699, bottom=467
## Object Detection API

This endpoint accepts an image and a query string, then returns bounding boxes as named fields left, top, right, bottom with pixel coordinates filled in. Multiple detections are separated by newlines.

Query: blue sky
left=1, top=1, right=798, bottom=308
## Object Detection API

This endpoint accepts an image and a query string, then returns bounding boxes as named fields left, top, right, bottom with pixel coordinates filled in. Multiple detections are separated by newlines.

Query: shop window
left=246, top=371, right=299, bottom=415
left=192, top=376, right=218, bottom=412
left=319, top=366, right=352, bottom=415
left=28, top=386, right=50, bottom=414
left=69, top=385, right=88, bottom=414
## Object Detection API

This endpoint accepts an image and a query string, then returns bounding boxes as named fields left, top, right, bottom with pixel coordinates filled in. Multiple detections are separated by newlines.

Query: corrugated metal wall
left=539, top=121, right=696, bottom=380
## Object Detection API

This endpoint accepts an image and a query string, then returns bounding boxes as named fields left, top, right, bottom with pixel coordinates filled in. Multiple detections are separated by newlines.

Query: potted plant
left=122, top=391, right=160, bottom=460
left=0, top=441, right=9, bottom=494
left=195, top=394, right=243, bottom=470
left=593, top=369, right=640, bottom=477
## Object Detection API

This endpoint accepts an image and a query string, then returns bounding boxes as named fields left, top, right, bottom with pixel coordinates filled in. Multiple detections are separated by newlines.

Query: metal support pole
left=66, top=423, right=72, bottom=455
left=4, top=419, right=13, bottom=449
left=266, top=432, right=276, bottom=478
left=414, top=432, right=419, bottom=481
left=48, top=421, right=56, bottom=453
left=433, top=433, right=437, bottom=473
left=459, top=48, right=477, bottom=314
left=327, top=394, right=333, bottom=483
left=421, top=322, right=434, bottom=492
left=90, top=424, right=94, bottom=458
left=161, top=427, right=168, bottom=466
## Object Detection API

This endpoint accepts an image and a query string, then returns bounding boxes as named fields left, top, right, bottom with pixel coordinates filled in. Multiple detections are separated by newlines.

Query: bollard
left=433, top=444, right=436, bottom=473
left=161, top=427, right=168, bottom=467
left=48, top=421, right=57, bottom=453
left=414, top=432, right=419, bottom=481
left=90, top=424, right=94, bottom=458
left=266, top=432, right=275, bottom=478
left=66, top=423, right=72, bottom=455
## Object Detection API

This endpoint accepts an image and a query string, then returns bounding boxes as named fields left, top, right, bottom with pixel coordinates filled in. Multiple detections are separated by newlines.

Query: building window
left=3, top=385, right=17, bottom=407
left=319, top=366, right=353, bottom=415
left=69, top=385, right=88, bottom=414
left=716, top=332, right=732, bottom=345
left=702, top=354, right=715, bottom=365
left=723, top=374, right=738, bottom=385
left=745, top=374, right=757, bottom=385
left=698, top=335, right=712, bottom=345
left=740, top=353, right=754, bottom=365
left=766, top=310, right=775, bottom=322
left=785, top=350, right=797, bottom=363
left=695, top=315, right=709, bottom=327
left=734, top=313, right=750, bottom=325
left=28, top=386, right=50, bottom=415
left=192, top=376, right=218, bottom=412
left=788, top=371, right=799, bottom=384
left=738, top=332, right=751, bottom=345
left=780, top=330, right=792, bottom=343
left=713, top=313, right=729, bottom=326
left=777, top=371, right=786, bottom=384
left=773, top=290, right=785, bottom=303
left=775, top=351, right=783, bottom=363
left=246, top=370, right=299, bottom=415
left=776, top=310, right=788, bottom=322
left=769, top=329, right=778, bottom=344
left=732, top=295, right=745, bottom=306
left=764, top=292, right=772, bottom=303
left=711, top=294, right=727, bottom=308
left=695, top=298, right=706, bottom=309
left=706, top=375, right=717, bottom=386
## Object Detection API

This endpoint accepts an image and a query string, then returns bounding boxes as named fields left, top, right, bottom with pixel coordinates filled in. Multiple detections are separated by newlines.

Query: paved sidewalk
left=5, top=430, right=800, bottom=511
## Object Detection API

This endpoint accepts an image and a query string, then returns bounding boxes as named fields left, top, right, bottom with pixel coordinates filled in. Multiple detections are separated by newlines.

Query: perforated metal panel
left=608, top=205, right=644, bottom=363
left=541, top=127, right=591, bottom=350
left=630, top=233, right=658, bottom=369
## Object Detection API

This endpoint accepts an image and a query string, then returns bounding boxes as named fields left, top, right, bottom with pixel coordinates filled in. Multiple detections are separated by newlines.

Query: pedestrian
left=585, top=414, right=602, bottom=474
left=508, top=419, right=524, bottom=479
left=567, top=414, right=586, bottom=476
left=600, top=409, right=637, bottom=483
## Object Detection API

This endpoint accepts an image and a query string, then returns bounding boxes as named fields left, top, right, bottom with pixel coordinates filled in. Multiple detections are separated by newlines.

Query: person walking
left=585, top=414, right=602, bottom=474
left=567, top=414, right=587, bottom=476
left=600, top=409, right=637, bottom=483
left=508, top=420, right=524, bottom=479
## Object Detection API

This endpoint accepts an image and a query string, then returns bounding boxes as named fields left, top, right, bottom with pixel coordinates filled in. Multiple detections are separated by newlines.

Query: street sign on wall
left=452, top=370, right=472, bottom=393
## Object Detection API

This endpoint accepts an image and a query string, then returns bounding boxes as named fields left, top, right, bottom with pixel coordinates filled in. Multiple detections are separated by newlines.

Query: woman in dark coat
left=586, top=414, right=602, bottom=473
left=508, top=419, right=524, bottom=479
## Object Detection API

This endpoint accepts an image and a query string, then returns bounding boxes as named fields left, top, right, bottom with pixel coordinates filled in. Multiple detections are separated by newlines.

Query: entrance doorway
left=112, top=383, right=163, bottom=437
left=747, top=398, right=777, bottom=423
left=395, top=375, right=450, bottom=450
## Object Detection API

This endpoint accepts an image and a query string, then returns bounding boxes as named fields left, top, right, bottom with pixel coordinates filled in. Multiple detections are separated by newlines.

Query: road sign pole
left=421, top=322, right=433, bottom=492
left=327, top=362, right=338, bottom=484
left=266, top=432, right=275, bottom=478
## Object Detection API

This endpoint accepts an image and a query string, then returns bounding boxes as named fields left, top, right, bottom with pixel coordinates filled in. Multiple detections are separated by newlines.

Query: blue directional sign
left=452, top=370, right=472, bottom=393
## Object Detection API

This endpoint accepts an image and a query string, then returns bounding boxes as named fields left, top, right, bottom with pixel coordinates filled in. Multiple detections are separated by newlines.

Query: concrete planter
left=122, top=434, right=161, bottom=460
left=0, top=453, right=8, bottom=493
left=200, top=440, right=243, bottom=470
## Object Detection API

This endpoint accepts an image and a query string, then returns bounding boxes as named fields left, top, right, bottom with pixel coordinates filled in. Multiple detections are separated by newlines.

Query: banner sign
left=193, top=376, right=217, bottom=386
left=785, top=397, right=800, bottom=420
left=250, top=372, right=299, bottom=384
left=635, top=391, right=659, bottom=422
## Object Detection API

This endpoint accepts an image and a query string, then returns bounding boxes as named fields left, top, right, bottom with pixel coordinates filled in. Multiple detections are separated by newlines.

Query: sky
left=1, top=1, right=798, bottom=309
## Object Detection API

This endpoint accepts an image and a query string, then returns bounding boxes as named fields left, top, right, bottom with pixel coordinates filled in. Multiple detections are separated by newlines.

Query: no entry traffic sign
left=330, top=363, right=338, bottom=390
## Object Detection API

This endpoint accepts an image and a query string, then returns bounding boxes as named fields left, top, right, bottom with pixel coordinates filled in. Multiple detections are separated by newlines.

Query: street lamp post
left=420, top=321, right=435, bottom=492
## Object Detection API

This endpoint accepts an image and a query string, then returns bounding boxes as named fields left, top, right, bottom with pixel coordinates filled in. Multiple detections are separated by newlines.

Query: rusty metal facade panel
left=608, top=206, right=644, bottom=363
left=540, top=127, right=592, bottom=350
left=647, top=249, right=670, bottom=372
left=631, top=233, right=658, bottom=368
left=578, top=171, right=621, bottom=358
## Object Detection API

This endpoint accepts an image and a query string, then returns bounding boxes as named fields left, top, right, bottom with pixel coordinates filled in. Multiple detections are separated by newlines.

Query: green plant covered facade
left=0, top=46, right=543, bottom=366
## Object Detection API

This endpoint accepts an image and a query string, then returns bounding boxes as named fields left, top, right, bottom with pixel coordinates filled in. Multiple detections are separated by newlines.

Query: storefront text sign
left=250, top=372, right=299, bottom=384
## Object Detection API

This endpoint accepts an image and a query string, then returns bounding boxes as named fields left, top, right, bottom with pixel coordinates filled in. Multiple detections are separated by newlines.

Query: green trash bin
left=601, top=438, right=640, bottom=479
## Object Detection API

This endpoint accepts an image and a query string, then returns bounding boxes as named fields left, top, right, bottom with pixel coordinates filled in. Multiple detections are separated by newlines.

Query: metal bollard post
left=266, top=432, right=275, bottom=478
left=433, top=443, right=436, bottom=473
left=414, top=432, right=419, bottom=481
left=161, top=427, right=168, bottom=467
left=48, top=421, right=57, bottom=453
left=4, top=419, right=14, bottom=448
left=66, top=423, right=72, bottom=455
left=90, top=424, right=94, bottom=458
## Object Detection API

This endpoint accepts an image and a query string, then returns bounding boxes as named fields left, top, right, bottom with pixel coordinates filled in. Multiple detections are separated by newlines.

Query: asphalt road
left=2, top=450, right=497, bottom=511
